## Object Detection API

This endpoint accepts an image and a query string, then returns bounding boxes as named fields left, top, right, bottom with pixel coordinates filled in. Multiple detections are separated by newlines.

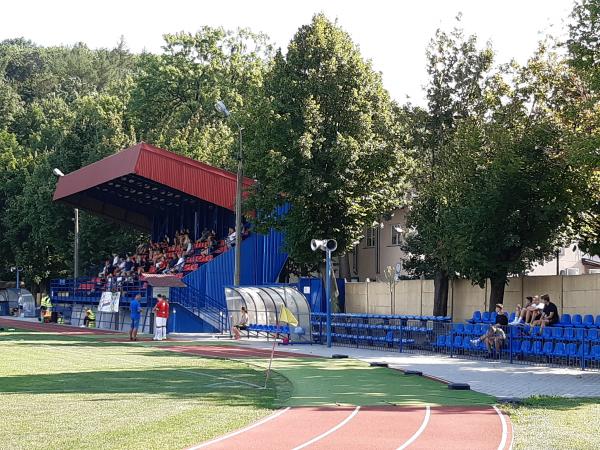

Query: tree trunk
left=488, top=273, right=507, bottom=312
left=433, top=270, right=449, bottom=316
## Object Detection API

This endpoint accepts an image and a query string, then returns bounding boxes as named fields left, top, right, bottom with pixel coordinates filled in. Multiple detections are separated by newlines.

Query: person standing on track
left=129, top=294, right=142, bottom=341
left=153, top=294, right=169, bottom=341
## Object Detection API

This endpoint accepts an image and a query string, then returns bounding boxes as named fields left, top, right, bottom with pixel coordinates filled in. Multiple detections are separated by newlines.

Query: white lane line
left=291, top=406, right=361, bottom=450
left=396, top=405, right=431, bottom=450
left=493, top=405, right=508, bottom=450
left=187, top=407, right=291, bottom=449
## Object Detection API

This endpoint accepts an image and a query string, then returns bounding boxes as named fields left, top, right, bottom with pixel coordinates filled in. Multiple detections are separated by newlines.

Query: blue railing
left=310, top=313, right=600, bottom=371
left=170, top=285, right=228, bottom=333
left=50, top=278, right=149, bottom=305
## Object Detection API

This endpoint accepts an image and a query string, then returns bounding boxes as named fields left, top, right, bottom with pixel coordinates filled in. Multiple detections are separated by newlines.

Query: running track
left=188, top=405, right=512, bottom=450
left=170, top=345, right=513, bottom=450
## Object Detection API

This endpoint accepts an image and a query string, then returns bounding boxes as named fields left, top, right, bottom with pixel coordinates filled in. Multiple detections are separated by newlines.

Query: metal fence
left=50, top=278, right=149, bottom=305
left=310, top=313, right=600, bottom=371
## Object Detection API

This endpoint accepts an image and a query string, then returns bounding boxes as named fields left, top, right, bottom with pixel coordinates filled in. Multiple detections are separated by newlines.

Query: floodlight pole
left=74, top=208, right=79, bottom=280
left=214, top=101, right=243, bottom=286
left=325, top=248, right=332, bottom=348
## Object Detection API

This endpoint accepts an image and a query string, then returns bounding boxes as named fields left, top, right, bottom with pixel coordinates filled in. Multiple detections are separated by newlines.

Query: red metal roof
left=54, top=142, right=254, bottom=211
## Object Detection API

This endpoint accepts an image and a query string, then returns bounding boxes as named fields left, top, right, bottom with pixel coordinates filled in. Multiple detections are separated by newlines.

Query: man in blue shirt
left=129, top=294, right=142, bottom=341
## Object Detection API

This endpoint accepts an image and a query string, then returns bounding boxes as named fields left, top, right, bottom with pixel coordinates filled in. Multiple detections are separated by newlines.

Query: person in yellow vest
left=83, top=308, right=96, bottom=328
left=40, top=294, right=52, bottom=311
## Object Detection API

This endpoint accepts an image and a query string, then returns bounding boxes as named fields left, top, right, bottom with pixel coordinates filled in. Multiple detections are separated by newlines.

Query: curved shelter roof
left=225, top=286, right=312, bottom=342
left=53, top=142, right=254, bottom=231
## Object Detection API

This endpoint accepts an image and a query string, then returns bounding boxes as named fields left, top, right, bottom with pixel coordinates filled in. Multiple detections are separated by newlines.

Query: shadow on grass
left=0, top=365, right=286, bottom=408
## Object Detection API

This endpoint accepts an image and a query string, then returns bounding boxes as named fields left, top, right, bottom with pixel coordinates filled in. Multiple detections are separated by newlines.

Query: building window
left=391, top=224, right=403, bottom=246
left=366, top=227, right=376, bottom=248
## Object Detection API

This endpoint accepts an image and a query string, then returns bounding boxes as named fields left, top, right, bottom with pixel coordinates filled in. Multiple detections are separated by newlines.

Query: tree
left=403, top=22, right=495, bottom=315
left=566, top=0, right=600, bottom=256
left=128, top=27, right=272, bottom=170
left=246, top=14, right=411, bottom=270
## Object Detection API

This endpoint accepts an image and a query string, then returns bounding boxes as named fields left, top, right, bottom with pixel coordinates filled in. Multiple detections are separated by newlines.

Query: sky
left=1, top=0, right=574, bottom=105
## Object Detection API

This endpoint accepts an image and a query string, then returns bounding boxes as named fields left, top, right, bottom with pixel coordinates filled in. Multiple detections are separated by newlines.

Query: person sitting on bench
left=83, top=308, right=96, bottom=328
left=232, top=307, right=249, bottom=340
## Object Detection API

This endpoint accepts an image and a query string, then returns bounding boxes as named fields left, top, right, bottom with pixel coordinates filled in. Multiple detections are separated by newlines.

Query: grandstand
left=50, top=142, right=288, bottom=333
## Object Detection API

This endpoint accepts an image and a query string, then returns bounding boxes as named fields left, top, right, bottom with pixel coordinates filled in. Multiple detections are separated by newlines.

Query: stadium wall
left=344, top=274, right=600, bottom=321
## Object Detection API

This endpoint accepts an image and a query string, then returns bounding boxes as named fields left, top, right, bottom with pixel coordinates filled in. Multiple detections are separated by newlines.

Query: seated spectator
left=201, top=236, right=217, bottom=256
left=494, top=304, right=508, bottom=326
left=99, top=259, right=112, bottom=278
left=123, top=256, right=134, bottom=273
left=171, top=253, right=186, bottom=273
left=198, top=227, right=210, bottom=242
left=532, top=294, right=559, bottom=330
left=471, top=324, right=506, bottom=355
left=112, top=253, right=120, bottom=267
left=182, top=233, right=193, bottom=256
left=510, top=295, right=542, bottom=325
left=226, top=227, right=236, bottom=248
left=510, top=296, right=534, bottom=325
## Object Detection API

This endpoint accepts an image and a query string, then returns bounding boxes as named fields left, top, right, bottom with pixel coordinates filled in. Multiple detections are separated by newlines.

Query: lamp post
left=53, top=168, right=79, bottom=280
left=10, top=266, right=23, bottom=295
left=215, top=100, right=243, bottom=286
left=311, top=239, right=338, bottom=348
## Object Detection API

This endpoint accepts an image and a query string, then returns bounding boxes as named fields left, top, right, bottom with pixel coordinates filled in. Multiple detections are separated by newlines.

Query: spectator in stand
left=532, top=294, right=560, bottom=330
left=201, top=236, right=217, bottom=256
left=99, top=259, right=112, bottom=278
left=226, top=227, right=236, bottom=248
left=471, top=304, right=507, bottom=352
left=123, top=256, right=134, bottom=273
left=182, top=232, right=193, bottom=256
left=494, top=304, right=508, bottom=326
left=198, top=227, right=210, bottom=242
left=112, top=253, right=120, bottom=267
left=172, top=253, right=186, bottom=273
left=510, top=296, right=534, bottom=325
left=510, top=295, right=542, bottom=325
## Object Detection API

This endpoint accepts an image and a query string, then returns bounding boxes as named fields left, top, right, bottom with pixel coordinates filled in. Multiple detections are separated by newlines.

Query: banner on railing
left=98, top=292, right=120, bottom=313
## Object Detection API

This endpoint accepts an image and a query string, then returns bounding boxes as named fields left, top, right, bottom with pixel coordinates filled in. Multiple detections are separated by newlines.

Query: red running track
left=188, top=405, right=512, bottom=450
left=0, top=317, right=119, bottom=335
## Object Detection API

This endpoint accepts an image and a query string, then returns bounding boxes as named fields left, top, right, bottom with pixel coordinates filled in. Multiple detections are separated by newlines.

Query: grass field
left=0, top=329, right=291, bottom=450
left=3, top=326, right=599, bottom=450
left=502, top=397, right=600, bottom=450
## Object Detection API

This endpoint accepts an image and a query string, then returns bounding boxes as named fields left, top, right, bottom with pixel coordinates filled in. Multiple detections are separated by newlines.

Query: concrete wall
left=344, top=274, right=600, bottom=321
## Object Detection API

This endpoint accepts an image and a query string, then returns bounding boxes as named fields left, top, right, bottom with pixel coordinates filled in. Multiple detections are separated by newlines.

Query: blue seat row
left=314, top=313, right=452, bottom=321
left=247, top=324, right=290, bottom=334
left=468, top=311, right=600, bottom=329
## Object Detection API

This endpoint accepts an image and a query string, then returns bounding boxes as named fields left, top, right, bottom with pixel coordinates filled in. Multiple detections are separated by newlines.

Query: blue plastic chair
left=490, top=312, right=498, bottom=323
left=542, top=341, right=554, bottom=356
left=464, top=324, right=474, bottom=335
left=509, top=312, right=516, bottom=322
left=520, top=340, right=532, bottom=355
left=566, top=343, right=578, bottom=358
left=583, top=314, right=595, bottom=328
left=563, top=327, right=575, bottom=341
left=557, top=314, right=571, bottom=328
left=542, top=327, right=553, bottom=340
left=452, top=323, right=464, bottom=334
left=588, top=329, right=600, bottom=342
left=452, top=336, right=463, bottom=349
left=551, top=342, right=566, bottom=358
left=531, top=340, right=544, bottom=357
left=590, top=345, right=600, bottom=361
left=433, top=335, right=446, bottom=349
left=572, top=314, right=584, bottom=328
left=574, top=328, right=586, bottom=341
left=595, top=315, right=600, bottom=328
left=481, top=311, right=491, bottom=323
left=469, top=311, right=482, bottom=323
left=551, top=327, right=563, bottom=341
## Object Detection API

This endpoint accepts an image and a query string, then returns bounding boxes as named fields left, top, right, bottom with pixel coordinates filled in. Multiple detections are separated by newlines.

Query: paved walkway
left=231, top=340, right=600, bottom=399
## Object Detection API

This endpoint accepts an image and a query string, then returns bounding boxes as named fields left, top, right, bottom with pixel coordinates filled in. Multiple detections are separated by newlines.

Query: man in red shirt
left=152, top=294, right=170, bottom=341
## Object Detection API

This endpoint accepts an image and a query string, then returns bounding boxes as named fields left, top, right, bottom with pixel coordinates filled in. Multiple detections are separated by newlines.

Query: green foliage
left=246, top=14, right=410, bottom=268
